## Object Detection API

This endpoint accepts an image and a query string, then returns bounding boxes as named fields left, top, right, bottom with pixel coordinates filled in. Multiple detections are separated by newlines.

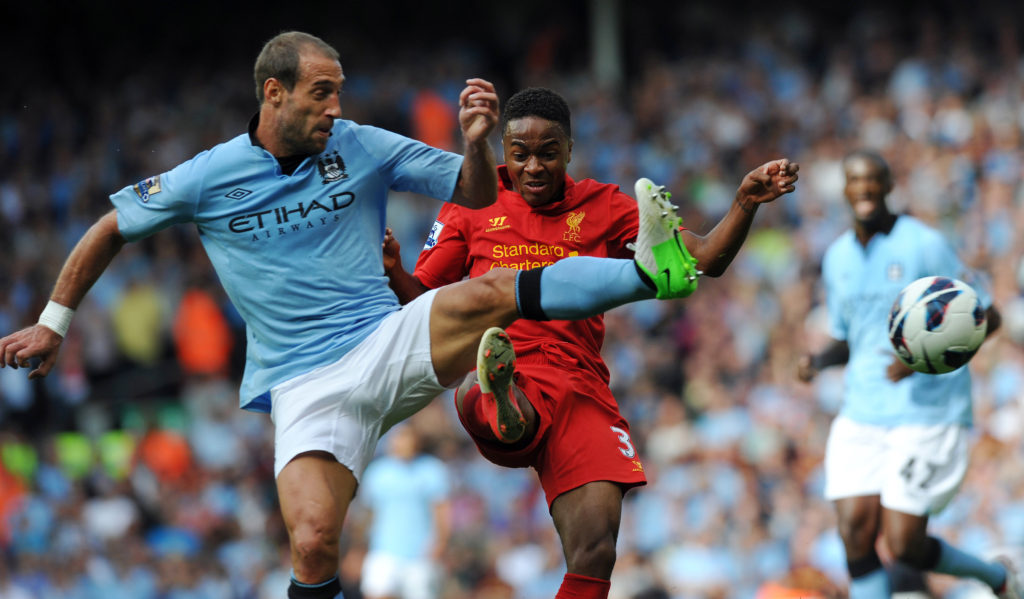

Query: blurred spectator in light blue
left=358, top=423, right=452, bottom=599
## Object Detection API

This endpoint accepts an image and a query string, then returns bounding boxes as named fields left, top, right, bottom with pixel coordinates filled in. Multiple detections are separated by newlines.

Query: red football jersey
left=414, top=166, right=639, bottom=380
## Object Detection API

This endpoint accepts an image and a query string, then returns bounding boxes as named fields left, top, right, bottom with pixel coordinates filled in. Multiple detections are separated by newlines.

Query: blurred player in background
left=383, top=87, right=799, bottom=599
left=0, top=33, right=711, bottom=599
left=359, top=424, right=451, bottom=599
left=796, top=150, right=1017, bottom=598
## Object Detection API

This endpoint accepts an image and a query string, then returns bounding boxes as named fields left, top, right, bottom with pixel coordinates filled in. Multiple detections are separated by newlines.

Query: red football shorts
left=455, top=344, right=647, bottom=507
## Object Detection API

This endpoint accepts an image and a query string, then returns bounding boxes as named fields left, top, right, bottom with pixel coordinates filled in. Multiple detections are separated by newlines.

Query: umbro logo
left=226, top=188, right=253, bottom=200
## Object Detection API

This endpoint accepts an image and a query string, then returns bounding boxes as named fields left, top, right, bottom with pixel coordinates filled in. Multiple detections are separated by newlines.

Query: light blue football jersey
left=822, top=215, right=991, bottom=426
left=361, top=453, right=450, bottom=559
left=111, top=119, right=463, bottom=411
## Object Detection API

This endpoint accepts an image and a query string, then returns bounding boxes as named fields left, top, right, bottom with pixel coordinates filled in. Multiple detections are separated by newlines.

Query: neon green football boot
left=476, top=327, right=526, bottom=443
left=632, top=177, right=701, bottom=299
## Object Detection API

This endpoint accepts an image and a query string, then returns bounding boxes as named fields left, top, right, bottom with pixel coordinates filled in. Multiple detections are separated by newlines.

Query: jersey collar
left=247, top=112, right=310, bottom=175
left=247, top=113, right=261, bottom=146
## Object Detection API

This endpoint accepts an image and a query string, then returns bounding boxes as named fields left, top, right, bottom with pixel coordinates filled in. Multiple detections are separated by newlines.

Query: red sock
left=454, top=383, right=496, bottom=440
left=555, top=573, right=610, bottom=599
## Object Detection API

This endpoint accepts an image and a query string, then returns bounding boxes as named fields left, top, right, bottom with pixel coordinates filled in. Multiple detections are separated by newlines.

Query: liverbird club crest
left=317, top=151, right=348, bottom=184
left=563, top=211, right=585, bottom=242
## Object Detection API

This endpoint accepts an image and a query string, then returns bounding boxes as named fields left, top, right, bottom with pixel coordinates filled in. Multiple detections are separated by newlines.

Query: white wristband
left=38, top=301, right=75, bottom=337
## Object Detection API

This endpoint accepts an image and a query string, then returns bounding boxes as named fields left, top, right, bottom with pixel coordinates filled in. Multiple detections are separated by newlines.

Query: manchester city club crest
left=317, top=151, right=348, bottom=184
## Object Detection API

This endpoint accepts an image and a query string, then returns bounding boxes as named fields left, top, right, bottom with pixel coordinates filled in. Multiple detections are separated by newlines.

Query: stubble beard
left=279, top=116, right=323, bottom=156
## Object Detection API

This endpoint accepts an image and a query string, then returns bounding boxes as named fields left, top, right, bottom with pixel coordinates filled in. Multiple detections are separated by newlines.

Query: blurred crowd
left=2, top=2, right=1024, bottom=598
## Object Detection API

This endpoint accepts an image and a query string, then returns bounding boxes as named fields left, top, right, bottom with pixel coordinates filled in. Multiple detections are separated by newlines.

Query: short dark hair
left=843, top=149, right=891, bottom=182
left=253, top=31, right=339, bottom=104
left=502, top=87, right=572, bottom=139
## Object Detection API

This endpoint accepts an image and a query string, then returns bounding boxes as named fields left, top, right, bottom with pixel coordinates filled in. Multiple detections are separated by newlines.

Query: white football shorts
left=823, top=416, right=969, bottom=516
left=361, top=551, right=441, bottom=599
left=270, top=289, right=446, bottom=479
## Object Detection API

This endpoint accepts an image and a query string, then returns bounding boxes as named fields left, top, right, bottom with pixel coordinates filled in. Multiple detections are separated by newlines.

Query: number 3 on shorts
left=610, top=426, right=636, bottom=459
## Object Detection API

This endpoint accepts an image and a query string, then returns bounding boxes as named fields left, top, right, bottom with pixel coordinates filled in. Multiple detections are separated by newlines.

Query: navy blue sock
left=848, top=553, right=890, bottom=599
left=288, top=574, right=342, bottom=599
left=515, top=257, right=654, bottom=321
left=929, top=537, right=1007, bottom=590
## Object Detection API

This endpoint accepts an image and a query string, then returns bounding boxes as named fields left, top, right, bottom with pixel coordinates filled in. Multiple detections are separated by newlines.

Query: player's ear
left=567, top=138, right=574, bottom=164
left=264, top=78, right=284, bottom=106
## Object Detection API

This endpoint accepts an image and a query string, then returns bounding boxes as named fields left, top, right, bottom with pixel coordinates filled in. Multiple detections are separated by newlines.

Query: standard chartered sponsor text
left=489, top=242, right=576, bottom=270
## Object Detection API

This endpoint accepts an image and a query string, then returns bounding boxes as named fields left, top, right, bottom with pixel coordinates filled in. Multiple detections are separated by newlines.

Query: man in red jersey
left=384, top=87, right=798, bottom=599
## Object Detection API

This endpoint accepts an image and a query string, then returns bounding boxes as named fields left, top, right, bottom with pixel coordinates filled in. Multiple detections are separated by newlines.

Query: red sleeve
left=606, top=188, right=640, bottom=259
left=413, top=203, right=471, bottom=289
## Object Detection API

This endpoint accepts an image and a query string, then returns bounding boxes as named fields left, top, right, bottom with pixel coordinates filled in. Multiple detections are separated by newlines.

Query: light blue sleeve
left=353, top=125, right=463, bottom=201
left=109, top=151, right=208, bottom=241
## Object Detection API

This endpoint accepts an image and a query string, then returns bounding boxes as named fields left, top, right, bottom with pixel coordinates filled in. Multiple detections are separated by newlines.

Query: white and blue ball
left=887, top=276, right=987, bottom=374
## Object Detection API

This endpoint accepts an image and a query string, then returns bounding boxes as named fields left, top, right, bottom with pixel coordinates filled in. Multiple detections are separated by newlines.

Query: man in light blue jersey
left=0, top=31, right=737, bottom=599
left=358, top=425, right=450, bottom=599
left=797, top=150, right=1018, bottom=599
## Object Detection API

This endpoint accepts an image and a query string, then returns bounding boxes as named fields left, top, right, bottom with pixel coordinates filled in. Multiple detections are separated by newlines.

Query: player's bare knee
left=473, top=268, right=518, bottom=313
left=290, top=520, right=342, bottom=564
left=435, top=268, right=518, bottom=327
left=835, top=518, right=855, bottom=542
left=885, top=531, right=929, bottom=566
left=837, top=519, right=875, bottom=555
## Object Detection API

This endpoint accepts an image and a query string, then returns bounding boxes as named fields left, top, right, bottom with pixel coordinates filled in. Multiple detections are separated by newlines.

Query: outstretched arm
left=450, top=78, right=499, bottom=209
left=382, top=228, right=429, bottom=305
left=680, top=158, right=799, bottom=277
left=983, top=304, right=1002, bottom=337
left=797, top=338, right=849, bottom=383
left=0, top=209, right=126, bottom=378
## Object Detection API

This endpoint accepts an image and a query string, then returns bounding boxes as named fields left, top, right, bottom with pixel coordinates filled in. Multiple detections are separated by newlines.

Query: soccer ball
left=887, top=276, right=987, bottom=374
